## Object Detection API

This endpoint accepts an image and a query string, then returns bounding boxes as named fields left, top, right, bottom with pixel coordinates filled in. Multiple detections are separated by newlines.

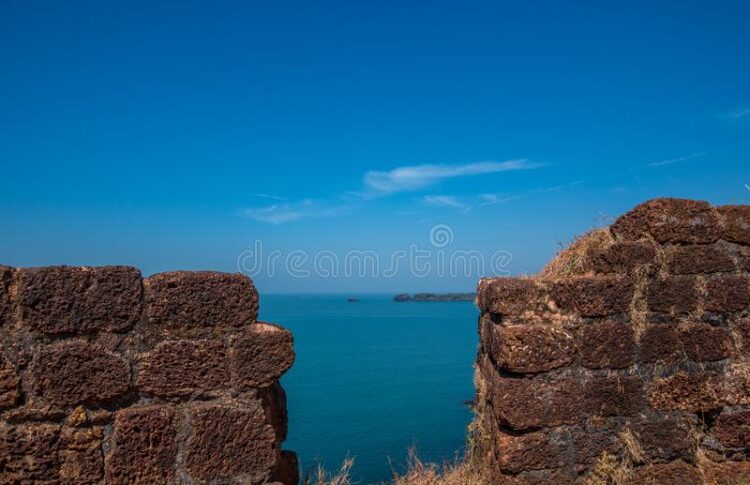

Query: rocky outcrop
left=475, top=198, right=750, bottom=482
left=0, top=266, right=296, bottom=484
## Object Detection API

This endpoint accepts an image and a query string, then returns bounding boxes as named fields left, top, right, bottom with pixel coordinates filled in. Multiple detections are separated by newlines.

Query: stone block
left=713, top=410, right=750, bottom=448
left=584, top=375, right=645, bottom=417
left=487, top=374, right=582, bottom=430
left=0, top=351, right=19, bottom=408
left=587, top=241, right=656, bottom=274
left=231, top=322, right=295, bottom=389
left=666, top=244, right=735, bottom=274
left=646, top=276, right=698, bottom=315
left=184, top=401, right=278, bottom=482
left=610, top=198, right=720, bottom=244
left=579, top=321, right=636, bottom=369
left=145, top=271, right=258, bottom=330
left=550, top=276, right=634, bottom=317
left=105, top=406, right=178, bottom=484
left=705, top=275, right=750, bottom=313
left=635, top=419, right=693, bottom=462
left=638, top=324, right=682, bottom=364
left=630, top=460, right=701, bottom=485
left=0, top=265, right=11, bottom=327
left=16, top=266, right=142, bottom=334
left=648, top=371, right=723, bottom=412
left=719, top=205, right=750, bottom=245
left=0, top=423, right=61, bottom=482
left=496, top=429, right=568, bottom=473
left=489, top=324, right=575, bottom=373
left=476, top=277, right=545, bottom=315
left=31, top=341, right=130, bottom=407
left=137, top=339, right=227, bottom=397
left=680, top=323, right=733, bottom=362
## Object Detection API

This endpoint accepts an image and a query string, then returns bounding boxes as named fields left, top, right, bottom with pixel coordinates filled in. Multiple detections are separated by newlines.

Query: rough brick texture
left=16, top=266, right=143, bottom=334
left=0, top=265, right=297, bottom=484
left=0, top=266, right=11, bottom=327
left=475, top=198, right=750, bottom=481
left=145, top=271, right=259, bottom=331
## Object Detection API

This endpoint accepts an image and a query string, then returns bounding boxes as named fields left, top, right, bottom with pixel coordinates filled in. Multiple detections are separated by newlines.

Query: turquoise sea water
left=260, top=294, right=479, bottom=484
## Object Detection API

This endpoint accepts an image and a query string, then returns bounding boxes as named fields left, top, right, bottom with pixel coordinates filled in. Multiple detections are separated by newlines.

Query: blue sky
left=1, top=0, right=749, bottom=293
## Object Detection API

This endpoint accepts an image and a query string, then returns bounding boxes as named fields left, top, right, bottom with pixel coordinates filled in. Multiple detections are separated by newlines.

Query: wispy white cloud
left=477, top=180, right=582, bottom=208
left=477, top=194, right=524, bottom=208
left=423, top=195, right=468, bottom=209
left=360, top=159, right=538, bottom=198
left=728, top=108, right=750, bottom=119
left=638, top=152, right=707, bottom=169
left=251, top=193, right=289, bottom=201
left=243, top=199, right=348, bottom=224
left=243, top=159, right=541, bottom=223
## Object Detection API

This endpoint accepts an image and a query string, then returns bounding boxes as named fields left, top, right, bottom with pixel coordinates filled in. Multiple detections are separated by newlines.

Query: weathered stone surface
left=648, top=371, right=723, bottom=412
left=16, top=265, right=142, bottom=334
left=488, top=324, right=575, bottom=373
left=59, top=427, right=104, bottom=483
left=0, top=423, right=61, bottom=482
left=701, top=459, right=750, bottom=484
left=259, top=382, right=289, bottom=443
left=270, top=450, right=299, bottom=485
left=734, top=319, right=750, bottom=355
left=635, top=419, right=693, bottom=462
left=231, top=322, right=295, bottom=389
left=496, top=429, right=568, bottom=473
left=719, top=205, right=750, bottom=245
left=573, top=427, right=622, bottom=465
left=0, top=351, right=19, bottom=408
left=550, top=276, right=634, bottom=316
left=705, top=275, right=750, bottom=313
left=638, top=324, right=682, bottom=364
left=724, top=364, right=750, bottom=405
left=680, top=323, right=733, bottom=362
left=476, top=277, right=544, bottom=315
left=185, top=402, right=278, bottom=482
left=630, top=460, right=701, bottom=485
left=105, top=406, right=178, bottom=484
left=138, top=339, right=227, bottom=397
left=646, top=276, right=698, bottom=315
left=587, top=241, right=656, bottom=274
left=487, top=373, right=582, bottom=430
left=579, top=321, right=635, bottom=369
left=0, top=265, right=11, bottom=327
left=31, top=341, right=130, bottom=407
left=666, top=244, right=736, bottom=274
left=145, top=271, right=258, bottom=330
left=610, top=198, right=721, bottom=244
left=512, top=469, right=576, bottom=484
left=584, top=375, right=645, bottom=416
left=713, top=410, right=750, bottom=448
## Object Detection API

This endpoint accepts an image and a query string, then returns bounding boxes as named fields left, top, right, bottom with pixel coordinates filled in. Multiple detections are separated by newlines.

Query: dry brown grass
left=390, top=447, right=482, bottom=485
left=584, top=428, right=647, bottom=485
left=302, top=456, right=355, bottom=485
left=539, top=228, right=613, bottom=278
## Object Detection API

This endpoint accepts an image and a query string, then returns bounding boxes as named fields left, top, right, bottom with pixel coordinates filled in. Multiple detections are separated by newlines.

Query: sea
left=260, top=294, right=479, bottom=484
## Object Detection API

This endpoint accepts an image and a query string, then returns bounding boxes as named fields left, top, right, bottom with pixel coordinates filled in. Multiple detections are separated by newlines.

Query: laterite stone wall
left=475, top=198, right=750, bottom=483
left=0, top=267, right=297, bottom=484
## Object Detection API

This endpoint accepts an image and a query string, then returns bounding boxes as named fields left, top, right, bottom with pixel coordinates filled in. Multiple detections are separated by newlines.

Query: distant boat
left=347, top=297, right=360, bottom=302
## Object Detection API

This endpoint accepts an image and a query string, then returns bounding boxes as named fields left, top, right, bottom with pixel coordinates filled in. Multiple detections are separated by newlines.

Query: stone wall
left=0, top=267, right=297, bottom=484
left=475, top=198, right=750, bottom=483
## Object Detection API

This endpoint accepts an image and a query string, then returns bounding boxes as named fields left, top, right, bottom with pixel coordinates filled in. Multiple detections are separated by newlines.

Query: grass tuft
left=539, top=228, right=613, bottom=277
